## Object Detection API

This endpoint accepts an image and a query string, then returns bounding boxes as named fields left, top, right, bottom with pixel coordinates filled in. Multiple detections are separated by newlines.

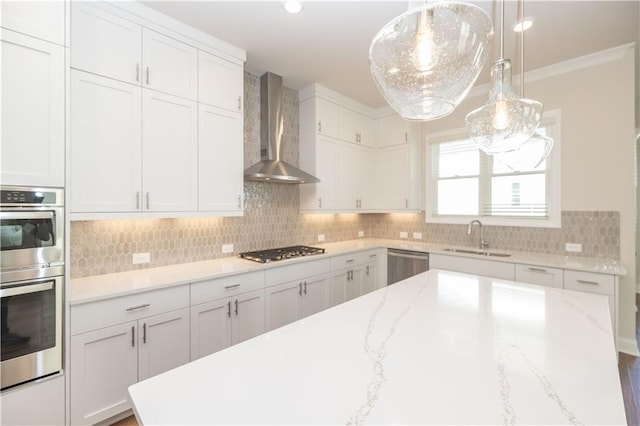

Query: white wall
left=422, top=45, right=637, bottom=352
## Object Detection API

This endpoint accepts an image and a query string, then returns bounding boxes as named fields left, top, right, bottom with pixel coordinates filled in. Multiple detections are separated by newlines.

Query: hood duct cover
left=244, top=72, right=320, bottom=184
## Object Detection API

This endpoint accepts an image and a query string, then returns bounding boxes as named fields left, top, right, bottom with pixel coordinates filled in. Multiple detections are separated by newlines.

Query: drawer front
left=71, top=285, right=190, bottom=335
left=191, top=270, right=264, bottom=305
left=330, top=250, right=374, bottom=270
left=430, top=253, right=515, bottom=281
left=564, top=270, right=614, bottom=296
left=265, top=258, right=331, bottom=287
left=515, top=264, right=563, bottom=288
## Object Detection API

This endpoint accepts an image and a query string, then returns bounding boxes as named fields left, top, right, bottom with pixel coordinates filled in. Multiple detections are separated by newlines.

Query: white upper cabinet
left=378, top=113, right=417, bottom=148
left=316, top=98, right=340, bottom=138
left=142, top=29, right=198, bottom=100
left=71, top=2, right=142, bottom=86
left=339, top=108, right=375, bottom=147
left=70, top=71, right=142, bottom=213
left=142, top=90, right=198, bottom=212
left=1, top=29, right=65, bottom=187
left=199, top=51, right=243, bottom=112
left=299, top=136, right=337, bottom=211
left=198, top=104, right=243, bottom=213
left=72, top=3, right=198, bottom=100
left=1, top=1, right=66, bottom=46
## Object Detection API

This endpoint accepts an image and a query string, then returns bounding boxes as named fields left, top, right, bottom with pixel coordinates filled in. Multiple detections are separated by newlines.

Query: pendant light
left=465, top=0, right=542, bottom=154
left=495, top=0, right=553, bottom=171
left=369, top=1, right=494, bottom=121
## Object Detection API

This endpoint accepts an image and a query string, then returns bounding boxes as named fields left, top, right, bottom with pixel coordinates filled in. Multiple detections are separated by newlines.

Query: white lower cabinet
left=1, top=376, right=65, bottom=426
left=265, top=258, right=331, bottom=331
left=190, top=271, right=265, bottom=361
left=70, top=286, right=190, bottom=425
left=515, top=263, right=563, bottom=288
left=330, top=250, right=382, bottom=307
left=429, top=253, right=515, bottom=280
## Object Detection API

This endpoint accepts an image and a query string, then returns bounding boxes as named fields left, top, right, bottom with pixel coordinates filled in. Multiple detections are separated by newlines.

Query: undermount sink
left=443, top=248, right=511, bottom=258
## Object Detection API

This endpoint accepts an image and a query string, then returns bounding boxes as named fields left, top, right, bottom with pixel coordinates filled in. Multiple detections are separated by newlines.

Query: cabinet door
left=330, top=271, right=348, bottom=307
left=190, top=299, right=232, bottom=361
left=378, top=114, right=409, bottom=148
left=138, top=308, right=190, bottom=381
left=231, top=289, right=265, bottom=345
left=346, top=267, right=364, bottom=302
left=199, top=51, right=243, bottom=111
left=300, top=136, right=337, bottom=211
left=515, top=264, right=563, bottom=288
left=70, top=71, right=142, bottom=212
left=265, top=281, right=302, bottom=331
left=338, top=108, right=359, bottom=144
left=337, top=143, right=360, bottom=209
left=301, top=274, right=330, bottom=318
left=316, top=98, right=339, bottom=138
left=142, top=29, right=198, bottom=100
left=376, top=145, right=409, bottom=210
left=70, top=322, right=138, bottom=426
left=357, top=148, right=375, bottom=209
left=2, top=1, right=65, bottom=46
left=71, top=2, right=141, bottom=85
left=1, top=30, right=65, bottom=187
left=198, top=104, right=243, bottom=212
left=362, top=263, right=377, bottom=295
left=142, top=90, right=198, bottom=211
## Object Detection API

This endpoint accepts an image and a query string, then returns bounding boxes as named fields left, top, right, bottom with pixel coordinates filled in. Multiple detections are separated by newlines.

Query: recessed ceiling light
left=283, top=1, right=303, bottom=14
left=512, top=16, right=534, bottom=32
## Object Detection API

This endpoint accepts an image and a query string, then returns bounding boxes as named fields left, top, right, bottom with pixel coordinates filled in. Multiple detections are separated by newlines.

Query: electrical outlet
left=565, top=243, right=582, bottom=253
left=358, top=230, right=364, bottom=237
left=222, top=244, right=234, bottom=254
left=132, top=252, right=150, bottom=264
left=400, top=231, right=408, bottom=239
left=413, top=232, right=423, bottom=240
left=318, top=234, right=325, bottom=242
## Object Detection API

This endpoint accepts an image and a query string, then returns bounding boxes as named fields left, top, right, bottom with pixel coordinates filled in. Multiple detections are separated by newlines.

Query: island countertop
left=128, top=269, right=625, bottom=425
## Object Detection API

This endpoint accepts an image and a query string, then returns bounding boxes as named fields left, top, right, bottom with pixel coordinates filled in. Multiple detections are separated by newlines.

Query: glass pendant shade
left=369, top=2, right=493, bottom=121
left=495, top=132, right=554, bottom=171
left=465, top=59, right=543, bottom=154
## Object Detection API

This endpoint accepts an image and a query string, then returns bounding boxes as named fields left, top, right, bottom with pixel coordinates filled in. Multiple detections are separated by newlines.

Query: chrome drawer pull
left=224, top=284, right=241, bottom=290
left=227, top=300, right=231, bottom=318
left=126, top=303, right=150, bottom=311
left=528, top=267, right=547, bottom=273
left=577, top=280, right=599, bottom=286
left=369, top=254, right=377, bottom=258
left=346, top=259, right=355, bottom=263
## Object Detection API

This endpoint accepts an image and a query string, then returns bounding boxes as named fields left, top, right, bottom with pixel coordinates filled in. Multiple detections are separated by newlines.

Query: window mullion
left=478, top=151, right=492, bottom=217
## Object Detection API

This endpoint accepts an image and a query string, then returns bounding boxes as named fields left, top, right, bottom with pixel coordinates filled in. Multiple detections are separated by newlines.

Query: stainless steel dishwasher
left=387, top=248, right=429, bottom=285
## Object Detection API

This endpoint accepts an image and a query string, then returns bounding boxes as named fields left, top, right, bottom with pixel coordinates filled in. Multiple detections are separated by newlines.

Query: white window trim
left=424, top=109, right=562, bottom=228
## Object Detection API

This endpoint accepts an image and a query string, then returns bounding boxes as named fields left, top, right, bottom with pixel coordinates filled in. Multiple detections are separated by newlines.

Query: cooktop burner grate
left=239, top=245, right=325, bottom=263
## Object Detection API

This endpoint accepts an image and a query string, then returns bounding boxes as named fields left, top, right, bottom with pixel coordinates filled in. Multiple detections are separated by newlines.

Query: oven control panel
left=1, top=187, right=61, bottom=205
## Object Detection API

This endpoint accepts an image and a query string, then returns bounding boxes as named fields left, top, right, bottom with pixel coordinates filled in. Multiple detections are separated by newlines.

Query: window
left=425, top=110, right=561, bottom=228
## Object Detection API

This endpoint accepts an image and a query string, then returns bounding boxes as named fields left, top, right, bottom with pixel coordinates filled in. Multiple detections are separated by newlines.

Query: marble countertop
left=128, top=269, right=626, bottom=425
left=70, top=238, right=626, bottom=305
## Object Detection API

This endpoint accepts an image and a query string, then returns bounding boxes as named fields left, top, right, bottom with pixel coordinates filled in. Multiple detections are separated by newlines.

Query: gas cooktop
left=239, top=246, right=325, bottom=263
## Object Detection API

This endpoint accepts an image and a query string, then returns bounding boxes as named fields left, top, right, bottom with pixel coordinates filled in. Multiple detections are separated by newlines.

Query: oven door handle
left=0, top=281, right=54, bottom=297
left=1, top=211, right=54, bottom=220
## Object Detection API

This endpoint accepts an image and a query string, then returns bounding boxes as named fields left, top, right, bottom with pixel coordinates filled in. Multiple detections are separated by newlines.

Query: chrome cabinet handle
left=224, top=284, right=241, bottom=290
left=318, top=198, right=322, bottom=208
left=237, top=195, right=242, bottom=209
left=237, top=96, right=241, bottom=111
left=303, top=281, right=307, bottom=295
left=143, top=323, right=147, bottom=344
left=405, top=199, right=408, bottom=208
left=235, top=299, right=239, bottom=316
left=298, top=283, right=302, bottom=296
left=227, top=300, right=231, bottom=318
left=145, top=66, right=150, bottom=85
left=146, top=192, right=150, bottom=210
left=318, top=121, right=322, bottom=132
left=131, top=326, right=135, bottom=347
left=528, top=267, right=548, bottom=273
left=577, top=280, right=600, bottom=286
left=126, top=303, right=150, bottom=312
left=366, top=266, right=369, bottom=276
left=369, top=254, right=377, bottom=258
left=136, top=63, right=140, bottom=82
left=405, top=132, right=408, bottom=142
left=136, top=191, right=140, bottom=210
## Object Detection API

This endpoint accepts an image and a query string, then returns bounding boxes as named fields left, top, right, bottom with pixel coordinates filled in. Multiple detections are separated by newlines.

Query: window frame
left=425, top=109, right=562, bottom=228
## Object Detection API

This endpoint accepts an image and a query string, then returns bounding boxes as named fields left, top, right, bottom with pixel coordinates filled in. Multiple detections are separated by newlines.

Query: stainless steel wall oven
left=0, top=186, right=64, bottom=390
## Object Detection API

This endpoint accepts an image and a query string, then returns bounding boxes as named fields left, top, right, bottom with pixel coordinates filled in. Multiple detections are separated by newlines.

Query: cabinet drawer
left=71, top=285, right=189, bottom=335
left=265, top=258, right=331, bottom=287
left=191, top=271, right=264, bottom=305
left=515, top=264, right=563, bottom=288
left=564, top=270, right=614, bottom=296
left=331, top=250, right=378, bottom=270
left=429, top=253, right=515, bottom=281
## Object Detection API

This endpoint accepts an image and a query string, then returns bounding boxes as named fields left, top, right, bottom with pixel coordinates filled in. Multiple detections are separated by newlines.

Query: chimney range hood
left=244, top=72, right=320, bottom=184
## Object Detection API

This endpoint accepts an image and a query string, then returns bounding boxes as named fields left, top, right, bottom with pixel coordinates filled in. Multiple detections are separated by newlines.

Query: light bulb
left=492, top=100, right=509, bottom=130
left=411, top=10, right=437, bottom=72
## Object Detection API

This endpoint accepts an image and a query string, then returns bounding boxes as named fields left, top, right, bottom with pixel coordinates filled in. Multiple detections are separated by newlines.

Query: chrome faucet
left=467, top=220, right=489, bottom=249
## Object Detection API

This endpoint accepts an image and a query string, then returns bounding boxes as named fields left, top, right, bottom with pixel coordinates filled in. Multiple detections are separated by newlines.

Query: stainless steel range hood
left=244, top=72, right=320, bottom=184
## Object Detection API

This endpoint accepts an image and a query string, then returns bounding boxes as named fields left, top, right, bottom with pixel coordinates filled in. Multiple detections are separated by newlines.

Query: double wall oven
left=0, top=186, right=64, bottom=390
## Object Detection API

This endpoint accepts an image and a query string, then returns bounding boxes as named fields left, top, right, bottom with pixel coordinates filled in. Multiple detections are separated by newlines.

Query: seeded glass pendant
left=369, top=2, right=494, bottom=121
left=495, top=132, right=553, bottom=171
left=465, top=59, right=542, bottom=154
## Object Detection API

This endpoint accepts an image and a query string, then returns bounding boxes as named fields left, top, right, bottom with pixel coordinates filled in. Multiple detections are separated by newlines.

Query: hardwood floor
left=113, top=296, right=640, bottom=426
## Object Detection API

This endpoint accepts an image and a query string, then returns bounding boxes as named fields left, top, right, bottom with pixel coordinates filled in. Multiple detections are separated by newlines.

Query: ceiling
left=143, top=1, right=638, bottom=108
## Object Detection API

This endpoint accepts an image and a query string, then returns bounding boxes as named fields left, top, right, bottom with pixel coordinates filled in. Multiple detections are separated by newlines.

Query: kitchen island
left=128, top=269, right=625, bottom=425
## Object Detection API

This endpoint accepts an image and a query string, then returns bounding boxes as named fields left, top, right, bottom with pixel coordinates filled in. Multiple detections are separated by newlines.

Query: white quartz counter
left=128, top=269, right=626, bottom=425
left=70, top=238, right=625, bottom=305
